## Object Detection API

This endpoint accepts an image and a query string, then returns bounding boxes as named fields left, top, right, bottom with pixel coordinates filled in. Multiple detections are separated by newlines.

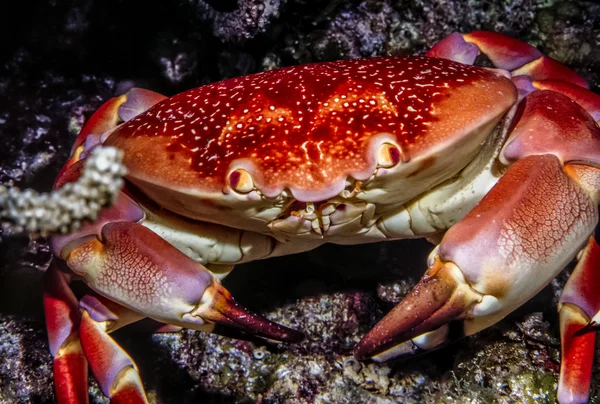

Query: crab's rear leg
left=45, top=261, right=147, bottom=403
left=426, top=31, right=600, bottom=122
left=557, top=234, right=600, bottom=404
left=78, top=295, right=148, bottom=403
left=44, top=261, right=88, bottom=403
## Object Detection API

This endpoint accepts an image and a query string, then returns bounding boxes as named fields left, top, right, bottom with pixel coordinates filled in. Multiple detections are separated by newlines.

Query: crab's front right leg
left=354, top=154, right=600, bottom=403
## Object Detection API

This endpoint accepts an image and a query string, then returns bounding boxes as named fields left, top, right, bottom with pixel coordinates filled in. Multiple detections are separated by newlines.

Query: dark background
left=0, top=0, right=598, bottom=402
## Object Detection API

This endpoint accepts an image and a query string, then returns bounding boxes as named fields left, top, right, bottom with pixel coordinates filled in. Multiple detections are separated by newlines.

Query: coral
left=1, top=147, right=126, bottom=235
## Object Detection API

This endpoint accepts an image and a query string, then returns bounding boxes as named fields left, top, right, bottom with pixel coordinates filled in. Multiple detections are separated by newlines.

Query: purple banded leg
left=500, top=90, right=600, bottom=167
left=56, top=87, right=167, bottom=185
left=354, top=155, right=598, bottom=367
left=44, top=261, right=89, bottom=404
left=530, top=81, right=600, bottom=123
left=426, top=31, right=600, bottom=120
left=557, top=236, right=600, bottom=404
left=427, top=31, right=588, bottom=88
left=78, top=297, right=147, bottom=404
left=427, top=31, right=542, bottom=71
left=64, top=221, right=303, bottom=343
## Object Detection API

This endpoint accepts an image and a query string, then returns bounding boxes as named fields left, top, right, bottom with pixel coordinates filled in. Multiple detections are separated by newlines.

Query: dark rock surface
left=0, top=0, right=598, bottom=403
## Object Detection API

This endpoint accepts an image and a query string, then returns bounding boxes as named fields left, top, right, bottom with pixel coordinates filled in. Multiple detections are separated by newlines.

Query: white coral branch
left=0, top=146, right=127, bottom=236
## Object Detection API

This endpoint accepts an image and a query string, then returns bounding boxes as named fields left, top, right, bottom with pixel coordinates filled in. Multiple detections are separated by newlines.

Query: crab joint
left=341, top=181, right=363, bottom=198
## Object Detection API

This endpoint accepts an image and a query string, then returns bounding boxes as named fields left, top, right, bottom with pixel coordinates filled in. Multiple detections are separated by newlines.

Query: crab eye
left=228, top=169, right=254, bottom=193
left=377, top=143, right=401, bottom=168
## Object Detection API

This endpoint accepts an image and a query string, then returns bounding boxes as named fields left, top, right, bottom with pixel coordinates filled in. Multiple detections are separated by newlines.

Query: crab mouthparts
left=268, top=181, right=366, bottom=237
left=285, top=200, right=339, bottom=235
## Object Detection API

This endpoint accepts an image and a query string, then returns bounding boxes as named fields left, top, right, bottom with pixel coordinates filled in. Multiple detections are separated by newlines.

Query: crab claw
left=64, top=221, right=303, bottom=343
left=191, top=278, right=304, bottom=342
left=355, top=155, right=599, bottom=364
left=353, top=257, right=481, bottom=361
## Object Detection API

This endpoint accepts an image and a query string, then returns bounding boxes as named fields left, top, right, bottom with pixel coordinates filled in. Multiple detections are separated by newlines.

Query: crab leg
left=427, top=31, right=588, bottom=88
left=78, top=296, right=147, bottom=403
left=426, top=31, right=600, bottom=122
left=44, top=261, right=89, bottom=404
left=354, top=154, right=598, bottom=365
left=57, top=87, right=167, bottom=182
left=526, top=80, right=600, bottom=123
left=557, top=236, right=600, bottom=404
left=45, top=260, right=149, bottom=403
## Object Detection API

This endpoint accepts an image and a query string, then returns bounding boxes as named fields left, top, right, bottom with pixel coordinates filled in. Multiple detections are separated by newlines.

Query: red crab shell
left=105, top=56, right=515, bottom=228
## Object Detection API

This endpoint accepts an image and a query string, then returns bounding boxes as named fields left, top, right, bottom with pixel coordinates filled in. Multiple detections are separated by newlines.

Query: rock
left=194, top=0, right=283, bottom=42
left=0, top=314, right=54, bottom=403
left=0, top=1, right=598, bottom=403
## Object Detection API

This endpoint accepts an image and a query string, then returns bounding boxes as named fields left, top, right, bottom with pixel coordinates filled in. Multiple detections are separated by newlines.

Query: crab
left=45, top=31, right=600, bottom=403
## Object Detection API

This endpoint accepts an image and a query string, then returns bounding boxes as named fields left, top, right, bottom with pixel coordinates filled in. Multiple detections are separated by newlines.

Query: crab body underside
left=45, top=31, right=600, bottom=403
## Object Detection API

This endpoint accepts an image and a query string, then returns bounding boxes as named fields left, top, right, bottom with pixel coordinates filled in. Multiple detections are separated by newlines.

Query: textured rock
left=0, top=1, right=599, bottom=403
left=194, top=0, right=283, bottom=42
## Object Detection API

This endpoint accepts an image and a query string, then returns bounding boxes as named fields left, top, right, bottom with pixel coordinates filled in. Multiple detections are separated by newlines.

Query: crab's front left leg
left=63, top=220, right=304, bottom=342
left=44, top=261, right=89, bottom=404
left=50, top=217, right=303, bottom=404
left=47, top=87, right=304, bottom=403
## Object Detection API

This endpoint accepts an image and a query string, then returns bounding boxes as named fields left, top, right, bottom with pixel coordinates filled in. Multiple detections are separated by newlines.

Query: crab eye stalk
left=228, top=169, right=254, bottom=193
left=377, top=143, right=402, bottom=168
